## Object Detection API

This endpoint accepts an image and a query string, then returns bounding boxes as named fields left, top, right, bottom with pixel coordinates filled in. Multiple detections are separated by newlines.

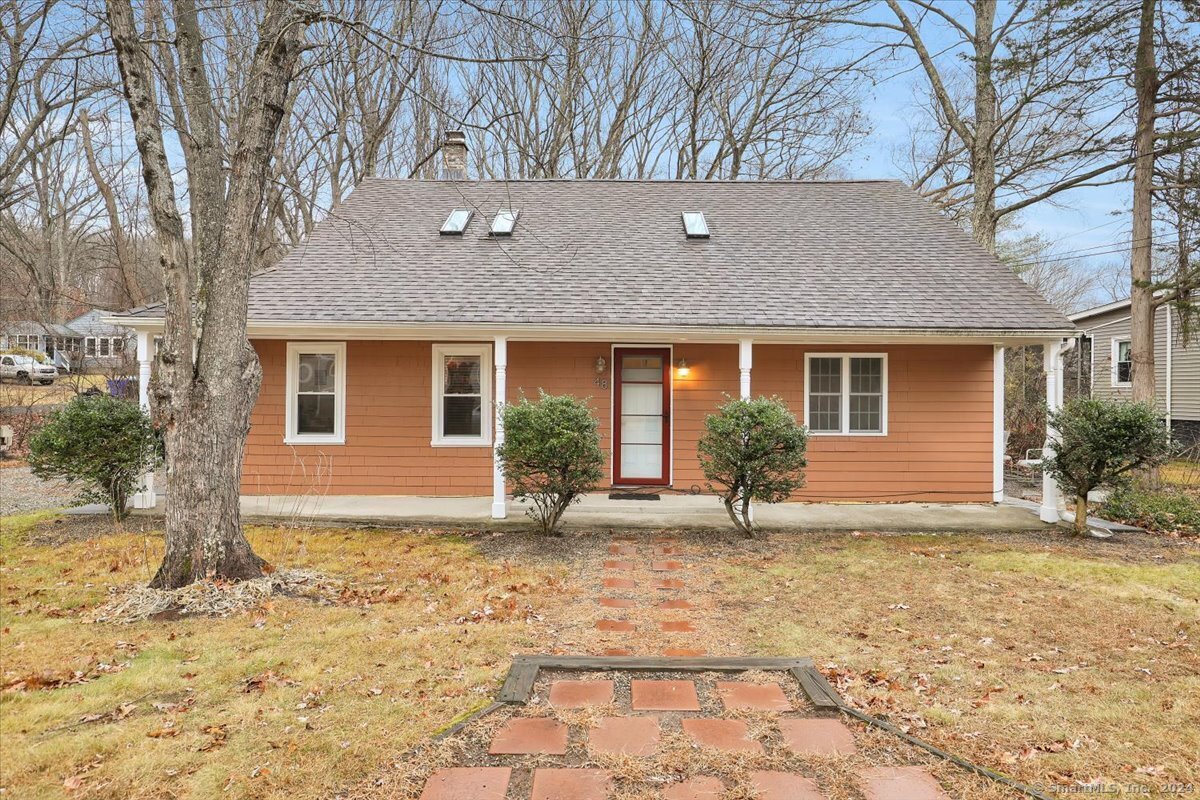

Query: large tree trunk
left=970, top=0, right=999, bottom=253
left=107, top=0, right=306, bottom=588
left=1129, top=0, right=1158, bottom=405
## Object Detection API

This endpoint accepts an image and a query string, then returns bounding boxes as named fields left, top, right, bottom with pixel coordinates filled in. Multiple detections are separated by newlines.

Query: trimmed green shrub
left=27, top=394, right=159, bottom=520
left=1044, top=398, right=1170, bottom=535
left=496, top=391, right=604, bottom=535
left=697, top=396, right=808, bottom=536
left=1099, top=487, right=1199, bottom=534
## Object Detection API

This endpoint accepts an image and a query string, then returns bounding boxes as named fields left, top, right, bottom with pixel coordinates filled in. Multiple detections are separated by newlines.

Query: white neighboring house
left=1070, top=299, right=1200, bottom=447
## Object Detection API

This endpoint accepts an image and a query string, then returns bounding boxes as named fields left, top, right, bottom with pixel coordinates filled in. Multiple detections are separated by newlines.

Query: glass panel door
left=614, top=349, right=669, bottom=484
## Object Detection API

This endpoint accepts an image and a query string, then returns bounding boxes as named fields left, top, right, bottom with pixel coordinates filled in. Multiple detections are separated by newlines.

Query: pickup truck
left=0, top=354, right=58, bottom=384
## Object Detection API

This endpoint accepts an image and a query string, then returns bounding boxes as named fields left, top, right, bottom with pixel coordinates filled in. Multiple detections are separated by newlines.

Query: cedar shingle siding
left=244, top=340, right=995, bottom=502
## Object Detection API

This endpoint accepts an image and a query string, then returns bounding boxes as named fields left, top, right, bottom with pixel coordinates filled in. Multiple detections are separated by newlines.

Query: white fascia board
left=109, top=317, right=1078, bottom=346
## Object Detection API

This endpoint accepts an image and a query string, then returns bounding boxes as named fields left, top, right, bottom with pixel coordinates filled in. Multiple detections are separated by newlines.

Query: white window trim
left=432, top=343, right=493, bottom=447
left=285, top=341, right=346, bottom=445
left=803, top=353, right=889, bottom=436
left=1111, top=338, right=1132, bottom=387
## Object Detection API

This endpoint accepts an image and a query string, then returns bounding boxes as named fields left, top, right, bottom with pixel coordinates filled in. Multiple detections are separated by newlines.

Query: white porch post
left=993, top=345, right=1005, bottom=503
left=738, top=338, right=754, bottom=522
left=491, top=335, right=508, bottom=519
left=131, top=330, right=156, bottom=509
left=738, top=339, right=752, bottom=399
left=1040, top=339, right=1064, bottom=523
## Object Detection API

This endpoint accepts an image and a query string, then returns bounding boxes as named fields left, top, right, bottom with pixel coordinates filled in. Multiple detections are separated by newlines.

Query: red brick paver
left=603, top=560, right=635, bottom=570
left=751, top=771, right=827, bottom=800
left=658, top=598, right=694, bottom=609
left=663, top=776, right=724, bottom=800
left=659, top=620, right=696, bottom=632
left=419, top=767, right=511, bottom=800
left=596, top=619, right=635, bottom=632
left=630, top=679, right=701, bottom=711
left=715, top=681, right=791, bottom=711
left=682, top=718, right=764, bottom=754
left=602, top=577, right=636, bottom=589
left=858, top=767, right=949, bottom=800
left=603, top=647, right=633, bottom=656
left=548, top=680, right=614, bottom=708
left=598, top=597, right=637, bottom=608
left=779, top=718, right=857, bottom=756
left=663, top=647, right=707, bottom=657
left=608, top=544, right=636, bottom=555
left=651, top=560, right=683, bottom=571
left=587, top=716, right=660, bottom=756
left=488, top=718, right=568, bottom=755
left=530, top=768, right=611, bottom=800
left=653, top=578, right=685, bottom=590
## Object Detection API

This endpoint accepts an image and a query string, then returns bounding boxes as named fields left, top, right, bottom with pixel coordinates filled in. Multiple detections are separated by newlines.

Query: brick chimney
left=441, top=130, right=468, bottom=180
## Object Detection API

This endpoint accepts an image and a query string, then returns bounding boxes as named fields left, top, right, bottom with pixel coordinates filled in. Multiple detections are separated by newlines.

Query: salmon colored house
left=117, top=135, right=1077, bottom=523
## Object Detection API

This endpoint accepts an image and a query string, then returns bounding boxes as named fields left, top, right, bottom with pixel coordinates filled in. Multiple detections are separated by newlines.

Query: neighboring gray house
left=65, top=309, right=134, bottom=372
left=0, top=321, right=80, bottom=354
left=0, top=311, right=134, bottom=373
left=1071, top=299, right=1200, bottom=445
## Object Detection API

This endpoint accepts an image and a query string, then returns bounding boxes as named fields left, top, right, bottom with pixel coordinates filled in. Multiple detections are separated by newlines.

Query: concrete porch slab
left=232, top=492, right=1055, bottom=532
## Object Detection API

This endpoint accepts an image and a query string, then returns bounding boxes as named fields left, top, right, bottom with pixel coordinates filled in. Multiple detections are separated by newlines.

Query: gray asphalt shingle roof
left=120, top=178, right=1072, bottom=332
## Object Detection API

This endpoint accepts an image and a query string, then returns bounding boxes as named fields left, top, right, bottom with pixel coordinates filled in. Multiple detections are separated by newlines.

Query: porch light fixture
left=676, top=358, right=690, bottom=377
left=595, top=356, right=607, bottom=374
left=681, top=212, right=709, bottom=238
left=440, top=208, right=472, bottom=234
left=490, top=208, right=519, bottom=235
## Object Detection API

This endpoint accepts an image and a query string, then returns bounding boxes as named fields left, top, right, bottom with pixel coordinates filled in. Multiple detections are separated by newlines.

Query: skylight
left=490, top=208, right=519, bottom=236
left=440, top=208, right=472, bottom=235
left=681, top=212, right=709, bottom=238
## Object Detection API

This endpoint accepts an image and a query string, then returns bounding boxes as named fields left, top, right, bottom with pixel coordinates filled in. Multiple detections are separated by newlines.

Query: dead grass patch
left=0, top=521, right=581, bottom=799
left=720, top=530, right=1200, bottom=795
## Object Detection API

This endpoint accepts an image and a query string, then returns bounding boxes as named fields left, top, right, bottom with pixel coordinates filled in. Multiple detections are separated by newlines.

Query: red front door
left=613, top=348, right=671, bottom=485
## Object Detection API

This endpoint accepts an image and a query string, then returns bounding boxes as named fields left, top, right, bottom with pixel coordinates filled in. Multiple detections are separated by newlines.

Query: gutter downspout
left=1165, top=306, right=1173, bottom=434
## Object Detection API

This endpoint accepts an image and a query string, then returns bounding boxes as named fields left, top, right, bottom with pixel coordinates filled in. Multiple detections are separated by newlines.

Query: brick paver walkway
left=415, top=534, right=954, bottom=800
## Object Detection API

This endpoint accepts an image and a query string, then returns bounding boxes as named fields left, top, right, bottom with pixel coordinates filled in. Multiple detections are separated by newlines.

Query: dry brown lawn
left=0, top=515, right=580, bottom=799
left=2, top=515, right=1197, bottom=799
left=719, top=531, right=1200, bottom=796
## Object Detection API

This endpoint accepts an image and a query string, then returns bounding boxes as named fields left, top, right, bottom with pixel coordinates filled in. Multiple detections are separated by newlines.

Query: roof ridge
left=358, top=176, right=905, bottom=186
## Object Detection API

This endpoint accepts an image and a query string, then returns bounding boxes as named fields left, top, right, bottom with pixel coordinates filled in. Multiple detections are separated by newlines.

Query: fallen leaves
left=198, top=724, right=228, bottom=752
left=2, top=659, right=128, bottom=693
left=241, top=670, right=299, bottom=693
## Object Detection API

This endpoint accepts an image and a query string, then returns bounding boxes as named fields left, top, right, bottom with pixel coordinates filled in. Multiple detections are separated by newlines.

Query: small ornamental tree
left=1044, top=398, right=1170, bottom=535
left=28, top=394, right=159, bottom=521
left=496, top=392, right=605, bottom=535
left=697, top=396, right=808, bottom=536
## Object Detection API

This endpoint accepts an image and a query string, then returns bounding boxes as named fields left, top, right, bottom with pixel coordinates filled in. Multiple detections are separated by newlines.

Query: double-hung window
left=804, top=354, right=887, bottom=435
left=432, top=344, right=492, bottom=446
left=285, top=342, right=346, bottom=444
left=1112, top=339, right=1132, bottom=386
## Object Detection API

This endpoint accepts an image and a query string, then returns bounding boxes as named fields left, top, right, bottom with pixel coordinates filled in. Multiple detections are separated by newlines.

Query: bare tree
left=665, top=0, right=868, bottom=180
left=462, top=0, right=868, bottom=180
left=868, top=0, right=1140, bottom=253
left=1125, top=0, right=1199, bottom=403
left=466, top=0, right=672, bottom=178
left=1000, top=232, right=1100, bottom=313
left=106, top=0, right=310, bottom=587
